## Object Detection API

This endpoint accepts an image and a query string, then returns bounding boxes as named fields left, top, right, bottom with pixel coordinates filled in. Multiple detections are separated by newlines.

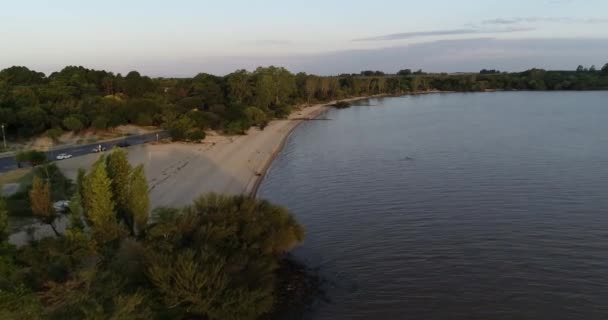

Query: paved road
left=0, top=131, right=169, bottom=173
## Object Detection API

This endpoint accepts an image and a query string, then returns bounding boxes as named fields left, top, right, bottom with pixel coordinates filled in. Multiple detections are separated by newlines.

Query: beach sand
left=56, top=98, right=368, bottom=208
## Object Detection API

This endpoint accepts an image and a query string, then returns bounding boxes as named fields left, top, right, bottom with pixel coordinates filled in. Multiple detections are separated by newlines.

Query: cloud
left=482, top=17, right=608, bottom=25
left=10, top=38, right=608, bottom=77
left=354, top=27, right=534, bottom=41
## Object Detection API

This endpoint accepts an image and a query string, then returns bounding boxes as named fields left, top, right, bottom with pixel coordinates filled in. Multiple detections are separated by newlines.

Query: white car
left=53, top=200, right=70, bottom=213
left=56, top=153, right=72, bottom=160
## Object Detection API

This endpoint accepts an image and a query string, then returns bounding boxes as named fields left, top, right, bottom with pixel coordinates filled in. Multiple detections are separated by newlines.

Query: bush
left=224, top=121, right=248, bottom=135
left=135, top=113, right=153, bottom=126
left=167, top=116, right=195, bottom=141
left=46, top=127, right=63, bottom=141
left=186, top=130, right=205, bottom=142
left=91, top=117, right=108, bottom=130
left=62, top=116, right=84, bottom=132
left=245, top=107, right=267, bottom=127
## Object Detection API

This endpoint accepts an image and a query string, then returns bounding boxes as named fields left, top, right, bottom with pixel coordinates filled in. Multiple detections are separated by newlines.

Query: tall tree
left=82, top=157, right=121, bottom=244
left=601, top=63, right=608, bottom=76
left=29, top=175, right=60, bottom=236
left=106, top=149, right=133, bottom=229
left=128, top=165, right=149, bottom=235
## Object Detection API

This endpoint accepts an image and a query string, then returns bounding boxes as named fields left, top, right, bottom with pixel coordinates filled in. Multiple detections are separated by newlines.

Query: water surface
left=259, top=92, right=608, bottom=320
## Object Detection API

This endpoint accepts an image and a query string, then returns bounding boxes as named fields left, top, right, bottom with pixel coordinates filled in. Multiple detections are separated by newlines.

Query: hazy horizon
left=2, top=0, right=608, bottom=77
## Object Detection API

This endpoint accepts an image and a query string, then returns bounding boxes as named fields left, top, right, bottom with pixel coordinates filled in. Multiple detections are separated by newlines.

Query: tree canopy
left=1, top=65, right=607, bottom=140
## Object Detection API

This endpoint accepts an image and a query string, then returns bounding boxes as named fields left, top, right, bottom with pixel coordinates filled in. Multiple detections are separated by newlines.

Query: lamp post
left=1, top=124, right=6, bottom=150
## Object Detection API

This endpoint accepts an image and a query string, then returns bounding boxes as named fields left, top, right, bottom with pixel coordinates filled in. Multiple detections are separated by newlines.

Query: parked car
left=92, top=145, right=107, bottom=153
left=56, top=153, right=72, bottom=160
left=53, top=200, right=70, bottom=213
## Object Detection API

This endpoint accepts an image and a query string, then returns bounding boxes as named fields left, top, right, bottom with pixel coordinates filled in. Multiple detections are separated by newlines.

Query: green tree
left=601, top=63, right=608, bottom=76
left=91, top=117, right=108, bottom=130
left=29, top=175, right=60, bottom=236
left=62, top=116, right=84, bottom=132
left=82, top=157, right=122, bottom=245
left=244, top=107, right=267, bottom=127
left=128, top=165, right=149, bottom=235
left=106, top=149, right=134, bottom=233
left=226, top=69, right=252, bottom=105
left=145, top=193, right=304, bottom=320
left=167, top=116, right=195, bottom=141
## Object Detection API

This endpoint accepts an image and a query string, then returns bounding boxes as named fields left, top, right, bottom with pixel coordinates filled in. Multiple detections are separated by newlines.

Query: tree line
left=0, top=148, right=305, bottom=319
left=1, top=64, right=607, bottom=139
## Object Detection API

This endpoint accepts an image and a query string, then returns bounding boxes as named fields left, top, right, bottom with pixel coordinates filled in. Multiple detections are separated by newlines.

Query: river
left=259, top=91, right=608, bottom=320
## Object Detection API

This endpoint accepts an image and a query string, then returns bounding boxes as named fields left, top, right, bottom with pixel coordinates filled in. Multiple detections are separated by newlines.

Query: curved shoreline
left=248, top=95, right=385, bottom=198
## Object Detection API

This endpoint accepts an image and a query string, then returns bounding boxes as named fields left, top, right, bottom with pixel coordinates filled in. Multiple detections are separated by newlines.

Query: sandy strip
left=56, top=97, right=373, bottom=208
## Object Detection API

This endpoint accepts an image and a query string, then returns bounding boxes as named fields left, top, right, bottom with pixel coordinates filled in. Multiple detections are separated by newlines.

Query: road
left=0, top=131, right=169, bottom=173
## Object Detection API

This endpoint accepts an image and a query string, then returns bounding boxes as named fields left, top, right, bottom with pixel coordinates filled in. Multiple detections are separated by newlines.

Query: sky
left=1, top=0, right=607, bottom=76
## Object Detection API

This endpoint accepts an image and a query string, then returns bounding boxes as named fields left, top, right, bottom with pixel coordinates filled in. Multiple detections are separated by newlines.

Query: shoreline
left=51, top=90, right=463, bottom=209
left=248, top=95, right=384, bottom=198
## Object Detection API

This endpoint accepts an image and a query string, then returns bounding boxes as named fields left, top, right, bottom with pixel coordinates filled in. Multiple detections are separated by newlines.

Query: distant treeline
left=1, top=64, right=607, bottom=139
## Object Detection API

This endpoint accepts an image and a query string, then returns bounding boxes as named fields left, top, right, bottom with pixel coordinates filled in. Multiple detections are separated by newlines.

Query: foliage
left=128, top=165, right=149, bottom=235
left=62, top=116, right=84, bottom=132
left=1, top=65, right=607, bottom=140
left=105, top=148, right=132, bottom=229
left=82, top=156, right=122, bottom=245
left=1, top=151, right=304, bottom=319
left=145, top=193, right=304, bottom=319
left=29, top=176, right=54, bottom=225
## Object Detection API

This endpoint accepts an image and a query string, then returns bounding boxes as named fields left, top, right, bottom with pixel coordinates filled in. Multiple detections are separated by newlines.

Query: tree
left=244, top=107, right=267, bottom=127
left=589, top=65, right=597, bottom=72
left=91, top=117, right=108, bottom=130
left=106, top=149, right=133, bottom=231
left=0, top=197, right=8, bottom=242
left=62, top=116, right=84, bottom=132
left=128, top=165, right=149, bottom=235
left=145, top=193, right=304, bottom=319
left=576, top=65, right=585, bottom=72
left=397, top=69, right=412, bottom=76
left=82, top=157, right=122, bottom=244
left=601, top=63, right=608, bottom=76
left=226, top=69, right=252, bottom=105
left=29, top=175, right=60, bottom=236
left=167, top=116, right=195, bottom=141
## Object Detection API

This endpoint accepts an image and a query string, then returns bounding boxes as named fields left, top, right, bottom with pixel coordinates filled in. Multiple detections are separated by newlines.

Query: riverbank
left=55, top=96, right=377, bottom=208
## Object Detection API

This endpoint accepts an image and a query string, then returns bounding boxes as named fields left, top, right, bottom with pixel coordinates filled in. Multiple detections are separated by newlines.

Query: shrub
left=91, top=117, right=108, bottom=130
left=62, top=116, right=84, bottom=132
left=186, top=130, right=206, bottom=142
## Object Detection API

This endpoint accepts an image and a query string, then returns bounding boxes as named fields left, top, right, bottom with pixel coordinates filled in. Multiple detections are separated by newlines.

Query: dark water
left=258, top=92, right=608, bottom=320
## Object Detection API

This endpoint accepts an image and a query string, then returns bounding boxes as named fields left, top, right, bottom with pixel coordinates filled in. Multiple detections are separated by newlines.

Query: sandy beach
left=56, top=97, right=370, bottom=208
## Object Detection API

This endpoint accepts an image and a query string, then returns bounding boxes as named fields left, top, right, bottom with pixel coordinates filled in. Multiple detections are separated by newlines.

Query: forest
left=1, top=64, right=607, bottom=141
